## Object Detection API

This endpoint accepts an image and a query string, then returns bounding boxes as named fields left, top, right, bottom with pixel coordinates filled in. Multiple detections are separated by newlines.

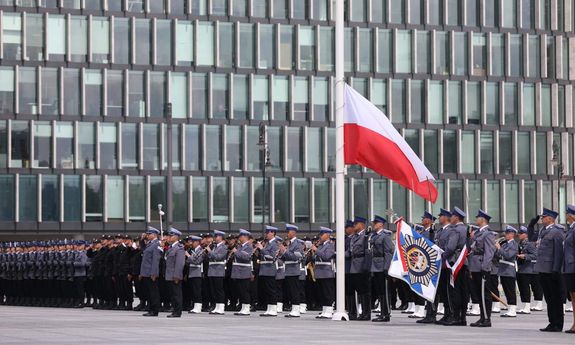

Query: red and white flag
left=344, top=84, right=438, bottom=202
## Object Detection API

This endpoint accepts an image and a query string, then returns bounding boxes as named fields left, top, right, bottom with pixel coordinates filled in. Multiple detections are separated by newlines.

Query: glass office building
left=0, top=0, right=574, bottom=236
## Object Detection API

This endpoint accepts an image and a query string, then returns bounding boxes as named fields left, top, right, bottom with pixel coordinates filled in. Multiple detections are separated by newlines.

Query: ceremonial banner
left=389, top=218, right=443, bottom=302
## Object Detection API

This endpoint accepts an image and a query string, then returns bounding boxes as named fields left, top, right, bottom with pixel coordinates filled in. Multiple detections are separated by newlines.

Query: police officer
left=516, top=225, right=543, bottom=314
left=536, top=208, right=565, bottom=332
left=185, top=236, right=205, bottom=314
left=274, top=235, right=286, bottom=314
left=498, top=226, right=519, bottom=318
left=257, top=226, right=281, bottom=317
left=313, top=227, right=336, bottom=319
left=164, top=228, right=185, bottom=318
left=349, top=216, right=371, bottom=321
left=370, top=215, right=393, bottom=322
left=468, top=210, right=496, bottom=328
left=140, top=227, right=162, bottom=317
left=443, top=207, right=469, bottom=326
left=207, top=230, right=229, bottom=315
left=231, top=229, right=254, bottom=316
left=564, top=205, right=575, bottom=334
left=72, top=240, right=89, bottom=308
left=281, top=224, right=305, bottom=318
left=409, top=213, right=435, bottom=319
left=344, top=219, right=356, bottom=318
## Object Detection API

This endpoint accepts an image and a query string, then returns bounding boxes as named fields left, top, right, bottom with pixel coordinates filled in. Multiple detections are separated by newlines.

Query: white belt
left=315, top=262, right=332, bottom=266
left=232, top=262, right=252, bottom=267
left=531, top=260, right=537, bottom=263
left=277, top=265, right=285, bottom=270
left=284, top=261, right=300, bottom=265
left=209, top=261, right=226, bottom=265
left=260, top=261, right=274, bottom=264
left=499, top=260, right=515, bottom=267
left=189, top=264, right=202, bottom=268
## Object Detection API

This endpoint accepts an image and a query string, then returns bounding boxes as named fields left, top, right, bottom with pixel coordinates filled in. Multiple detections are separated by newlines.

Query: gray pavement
left=0, top=306, right=573, bottom=345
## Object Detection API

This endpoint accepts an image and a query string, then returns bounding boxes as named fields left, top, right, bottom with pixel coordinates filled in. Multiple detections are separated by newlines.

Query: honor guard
left=281, top=224, right=305, bottom=318
left=349, top=216, right=372, bottom=321
left=369, top=215, right=393, bottom=322
left=185, top=236, right=205, bottom=314
left=468, top=210, right=496, bottom=328
left=231, top=229, right=254, bottom=316
left=344, top=220, right=355, bottom=317
left=257, top=226, right=281, bottom=317
left=207, top=230, right=229, bottom=315
left=274, top=235, right=286, bottom=314
left=536, top=208, right=565, bottom=332
left=140, top=227, right=162, bottom=317
left=516, top=225, right=543, bottom=314
left=164, top=228, right=185, bottom=318
left=563, top=205, right=575, bottom=333
left=313, top=227, right=336, bottom=319
left=416, top=211, right=440, bottom=324
left=497, top=226, right=519, bottom=318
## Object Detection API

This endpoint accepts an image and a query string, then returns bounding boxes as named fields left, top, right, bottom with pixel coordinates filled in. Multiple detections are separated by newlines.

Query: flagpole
left=332, top=0, right=348, bottom=321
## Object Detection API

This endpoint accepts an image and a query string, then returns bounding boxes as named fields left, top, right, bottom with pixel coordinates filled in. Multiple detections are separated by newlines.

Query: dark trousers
left=539, top=273, right=565, bottom=329
left=234, top=279, right=251, bottom=304
left=317, top=278, right=335, bottom=307
left=210, top=277, right=225, bottom=303
left=500, top=276, right=517, bottom=305
left=188, top=277, right=202, bottom=304
left=489, top=274, right=500, bottom=299
left=284, top=276, right=301, bottom=305
left=471, top=272, right=492, bottom=320
left=350, top=273, right=370, bottom=295
left=73, top=277, right=86, bottom=302
left=260, top=276, right=277, bottom=305
left=517, top=273, right=543, bottom=302
left=143, top=277, right=160, bottom=313
left=449, top=266, right=469, bottom=321
left=372, top=271, right=390, bottom=315
left=345, top=273, right=353, bottom=296
left=169, top=281, right=182, bottom=316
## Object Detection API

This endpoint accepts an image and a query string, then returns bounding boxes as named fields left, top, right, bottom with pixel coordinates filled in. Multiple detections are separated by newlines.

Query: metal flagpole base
left=331, top=311, right=349, bottom=321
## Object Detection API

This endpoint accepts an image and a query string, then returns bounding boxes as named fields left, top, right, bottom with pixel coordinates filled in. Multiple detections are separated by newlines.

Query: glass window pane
left=121, top=123, right=138, bottom=169
left=484, top=0, right=498, bottom=27
left=353, top=179, right=368, bottom=219
left=149, top=72, right=165, bottom=117
left=19, top=67, right=37, bottom=115
left=212, top=176, right=228, bottom=222
left=462, top=131, right=475, bottom=173
left=63, top=69, right=80, bottom=115
left=454, top=32, right=467, bottom=75
left=509, top=34, right=523, bottom=76
left=268, top=126, right=283, bottom=172
left=149, top=176, right=165, bottom=222
left=2, top=13, right=22, bottom=60
left=390, top=0, right=405, bottom=23
left=234, top=177, right=249, bottom=222
left=70, top=16, right=87, bottom=62
left=191, top=0, right=207, bottom=15
left=0, top=67, right=15, bottom=114
left=127, top=72, right=145, bottom=117
left=535, top=133, right=547, bottom=174
left=391, top=79, right=405, bottom=124
left=502, top=0, right=517, bottom=28
left=225, top=126, right=241, bottom=171
left=486, top=180, right=500, bottom=223
left=505, top=181, right=519, bottom=223
left=55, top=122, right=74, bottom=169
left=486, top=82, right=499, bottom=125
left=499, top=131, right=513, bottom=175
left=443, top=130, right=457, bottom=173
left=134, top=19, right=150, bottom=65
left=218, top=22, right=233, bottom=68
left=85, top=175, right=103, bottom=221
left=307, top=128, right=322, bottom=172
left=99, top=122, right=117, bottom=170
left=314, top=178, right=330, bottom=222
left=428, top=81, right=443, bottom=124
left=541, top=85, right=551, bottom=126
left=424, top=130, right=438, bottom=173
left=185, top=124, right=200, bottom=171
left=468, top=180, right=482, bottom=219
left=319, top=27, right=333, bottom=71
left=517, top=132, right=530, bottom=174
left=252, top=0, right=268, bottom=17
left=165, top=125, right=181, bottom=171
left=435, top=32, right=449, bottom=75
left=19, top=175, right=37, bottom=221
left=395, top=30, right=411, bottom=74
left=409, top=0, right=423, bottom=24
left=392, top=183, right=407, bottom=218
left=372, top=179, right=388, bottom=215
left=34, top=121, right=51, bottom=168
left=299, top=26, right=315, bottom=70
left=466, top=0, right=479, bottom=26
left=192, top=73, right=207, bottom=119
left=92, top=17, right=109, bottom=63
left=272, top=77, right=288, bottom=121
left=41, top=68, right=59, bottom=115
left=523, top=83, right=535, bottom=126
left=491, top=34, right=504, bottom=76
left=142, top=124, right=160, bottom=170
left=344, top=28, right=354, bottom=72
left=233, top=75, right=248, bottom=120
left=107, top=70, right=124, bottom=116
left=113, top=18, right=129, bottom=64
left=212, top=74, right=229, bottom=119
left=313, top=77, right=328, bottom=122
left=448, top=81, right=462, bottom=124
left=472, top=33, right=487, bottom=76
left=279, top=25, right=293, bottom=70
left=156, top=20, right=172, bottom=66
left=25, top=14, right=44, bottom=61
left=446, top=0, right=461, bottom=25
left=358, top=28, right=372, bottom=72
left=416, top=31, right=430, bottom=74
left=274, top=177, right=289, bottom=222
left=85, top=69, right=102, bottom=116
left=294, top=178, right=309, bottom=222
left=192, top=176, right=208, bottom=222
left=410, top=80, right=423, bottom=124
left=520, top=0, right=534, bottom=29
left=246, top=126, right=261, bottom=172
left=197, top=22, right=214, bottom=66
left=428, top=0, right=443, bottom=25
left=78, top=122, right=95, bottom=169
left=232, top=0, right=248, bottom=16
left=63, top=175, right=80, bottom=221
left=176, top=21, right=193, bottom=66
left=286, top=127, right=302, bottom=171
left=378, top=29, right=391, bottom=73
left=504, top=83, right=518, bottom=125
left=524, top=181, right=537, bottom=221
left=449, top=180, right=463, bottom=210
left=11, top=120, right=30, bottom=168
left=253, top=76, right=269, bottom=120
left=107, top=176, right=124, bottom=221
left=293, top=77, right=309, bottom=121
left=0, top=121, right=6, bottom=168
left=259, top=24, right=274, bottom=69
left=205, top=125, right=222, bottom=171
left=480, top=131, right=494, bottom=174
left=170, top=73, right=188, bottom=119
left=128, top=176, right=145, bottom=222
left=238, top=23, right=254, bottom=68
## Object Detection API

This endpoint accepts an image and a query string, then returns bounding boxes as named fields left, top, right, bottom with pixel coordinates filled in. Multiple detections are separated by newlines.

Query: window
left=233, top=75, right=248, bottom=120
left=391, top=80, right=405, bottom=123
left=192, top=73, right=207, bottom=119
left=404, top=130, right=419, bottom=157
left=163, top=125, right=181, bottom=170
left=171, top=0, right=186, bottom=14
left=259, top=24, right=274, bottom=69
left=70, top=16, right=87, bottom=62
left=171, top=73, right=188, bottom=119
left=286, top=127, right=302, bottom=171
left=499, top=131, right=513, bottom=174
left=85, top=70, right=102, bottom=116
left=416, top=31, right=430, bottom=74
left=41, top=68, right=59, bottom=115
left=212, top=74, right=228, bottom=119
left=468, top=181, right=482, bottom=217
left=85, top=175, right=103, bottom=221
left=486, top=180, right=500, bottom=222
left=378, top=29, right=392, bottom=73
left=326, top=128, right=335, bottom=171
left=395, top=30, right=411, bottom=74
left=107, top=176, right=124, bottom=221
left=149, top=177, right=166, bottom=222
left=197, top=22, right=214, bottom=66
left=253, top=76, right=269, bottom=120
left=212, top=177, right=229, bottom=222
left=502, top=0, right=517, bottom=27
left=63, top=69, right=80, bottom=115
left=56, top=122, right=74, bottom=169
left=218, top=22, right=233, bottom=68
left=268, top=127, right=283, bottom=171
left=252, top=0, right=268, bottom=17
left=10, top=121, right=29, bottom=168
left=350, top=0, right=366, bottom=21
left=78, top=123, right=95, bottom=169
left=0, top=68, right=14, bottom=114
left=18, top=67, right=37, bottom=114
left=107, top=70, right=124, bottom=116
left=504, top=83, right=518, bottom=125
left=344, top=28, right=354, bottom=72
left=205, top=125, right=222, bottom=171
left=191, top=0, right=207, bottom=15
left=238, top=24, right=254, bottom=68
left=34, top=121, right=51, bottom=168
left=428, top=0, right=443, bottom=25
left=293, top=77, right=309, bottom=121
left=149, top=72, right=165, bottom=117
left=541, top=84, right=551, bottom=126
left=134, top=19, right=151, bottom=65
left=353, top=179, right=368, bottom=218
left=462, top=131, right=475, bottom=173
left=448, top=81, right=462, bottom=124
left=484, top=0, right=498, bottom=27
left=176, top=21, right=193, bottom=66
left=466, top=0, right=479, bottom=26
left=506, top=181, right=519, bottom=223
left=192, top=176, right=208, bottom=222
left=307, top=128, right=322, bottom=172
left=520, top=0, right=534, bottom=29
left=409, top=0, right=423, bottom=24
left=279, top=25, right=293, bottom=70
left=357, top=28, right=372, bottom=72
left=294, top=178, right=310, bottom=222
left=540, top=0, right=551, bottom=30
left=523, top=83, right=535, bottom=126
left=299, top=26, right=315, bottom=70
left=509, top=35, right=522, bottom=76
left=486, top=82, right=499, bottom=125
left=480, top=131, right=494, bottom=174
left=2, top=13, right=22, bottom=60
left=312, top=0, right=329, bottom=20
left=274, top=178, right=289, bottom=222
left=524, top=181, right=536, bottom=221
left=371, top=79, right=387, bottom=114
left=19, top=175, right=37, bottom=221
left=472, top=34, right=486, bottom=76
left=226, top=126, right=242, bottom=171
left=185, top=125, right=200, bottom=171
left=428, top=81, right=443, bottom=124
left=491, top=34, right=504, bottom=76
left=393, top=183, right=408, bottom=218
left=142, top=124, right=160, bottom=170
left=128, top=176, right=145, bottom=222
left=453, top=33, right=467, bottom=75
left=113, top=18, right=130, bottom=64
left=232, top=0, right=248, bottom=16
left=423, top=132, right=439, bottom=172
left=25, top=14, right=44, bottom=61
left=0, top=175, right=14, bottom=221
left=545, top=37, right=555, bottom=78
left=127, top=71, right=145, bottom=117
left=517, top=132, right=530, bottom=174
left=211, top=0, right=227, bottom=15
left=313, top=77, right=329, bottom=122
left=313, top=178, right=330, bottom=222
left=372, top=179, right=388, bottom=215
left=443, top=130, right=457, bottom=173
left=234, top=177, right=249, bottom=222
left=390, top=0, right=405, bottom=23
left=246, top=126, right=261, bottom=172
left=156, top=20, right=172, bottom=66
left=99, top=123, right=117, bottom=170
left=92, top=17, right=109, bottom=63
left=0, top=121, right=6, bottom=168
left=435, top=32, right=449, bottom=75
left=535, top=133, right=547, bottom=174
left=63, top=175, right=81, bottom=221
left=121, top=123, right=138, bottom=169
left=446, top=0, right=461, bottom=26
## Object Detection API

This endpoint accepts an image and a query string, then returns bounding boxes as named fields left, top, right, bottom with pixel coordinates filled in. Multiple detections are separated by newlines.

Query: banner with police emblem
left=388, top=218, right=443, bottom=303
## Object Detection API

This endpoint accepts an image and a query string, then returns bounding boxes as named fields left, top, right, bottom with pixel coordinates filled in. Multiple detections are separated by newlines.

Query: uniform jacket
left=344, top=235, right=353, bottom=274
left=468, top=226, right=496, bottom=273
left=370, top=229, right=394, bottom=273
left=275, top=257, right=285, bottom=280
left=435, top=224, right=451, bottom=249
left=444, top=223, right=467, bottom=265
left=186, top=246, right=206, bottom=278
left=73, top=250, right=88, bottom=277
left=165, top=242, right=185, bottom=281
left=117, top=244, right=133, bottom=276
left=313, top=240, right=335, bottom=279
left=563, top=223, right=575, bottom=274
left=207, top=242, right=229, bottom=278
left=259, top=238, right=279, bottom=277
left=231, top=242, right=254, bottom=280
left=495, top=239, right=518, bottom=277
left=140, top=239, right=162, bottom=278
left=418, top=227, right=432, bottom=240
left=534, top=224, right=565, bottom=274
left=281, top=238, right=305, bottom=277
left=517, top=239, right=538, bottom=274
left=350, top=230, right=369, bottom=274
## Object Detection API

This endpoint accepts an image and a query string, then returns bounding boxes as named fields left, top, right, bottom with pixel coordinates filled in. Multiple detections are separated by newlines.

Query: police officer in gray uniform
left=313, top=227, right=336, bottom=319
left=344, top=220, right=355, bottom=317
left=231, top=229, right=254, bottom=316
left=164, top=228, right=185, bottom=318
left=72, top=241, right=89, bottom=308
left=498, top=226, right=519, bottom=318
left=257, top=226, right=281, bottom=317
left=281, top=224, right=305, bottom=318
left=443, top=207, right=469, bottom=326
left=370, top=215, right=393, bottom=322
left=207, top=230, right=229, bottom=315
left=468, top=210, right=496, bottom=327
left=349, top=216, right=371, bottom=321
left=429, top=208, right=453, bottom=325
left=274, top=235, right=286, bottom=314
left=536, top=208, right=565, bottom=332
left=140, top=227, right=162, bottom=317
left=563, top=205, right=575, bottom=334
left=185, top=236, right=205, bottom=314
left=516, top=225, right=543, bottom=314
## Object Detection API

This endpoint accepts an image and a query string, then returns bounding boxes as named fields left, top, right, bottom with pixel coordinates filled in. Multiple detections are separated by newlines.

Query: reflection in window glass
left=2, top=13, right=22, bottom=60
left=499, top=131, right=513, bottom=175
left=233, top=75, right=248, bottom=120
left=524, top=180, right=536, bottom=221
left=246, top=126, right=261, bottom=172
left=107, top=70, right=124, bottom=116
left=486, top=82, right=499, bottom=125
left=176, top=21, right=193, bottom=66
left=11, top=121, right=30, bottom=168
left=121, top=123, right=138, bottom=169
left=226, top=126, right=242, bottom=171
left=293, top=77, right=309, bottom=121
left=428, top=0, right=442, bottom=25
left=480, top=131, right=494, bottom=174
left=85, top=70, right=102, bottom=116
left=353, top=179, right=368, bottom=219
left=448, top=81, right=462, bottom=124
left=205, top=125, right=222, bottom=171
left=274, top=178, right=289, bottom=222
left=70, top=16, right=87, bottom=62
left=279, top=25, right=293, bottom=70
left=212, top=74, right=228, bottom=119
left=171, top=73, right=188, bottom=118
left=128, top=71, right=145, bottom=117
left=85, top=175, right=102, bottom=221
left=523, top=84, right=535, bottom=126
left=416, top=31, right=430, bottom=74
left=239, top=24, right=254, bottom=68
left=253, top=76, right=269, bottom=120
left=390, top=0, right=405, bottom=24
left=404, top=129, right=419, bottom=157
left=78, top=123, right=95, bottom=169
left=212, top=177, right=229, bottom=222
left=156, top=20, right=172, bottom=65
left=428, top=81, right=443, bottom=124
left=521, top=0, right=534, bottom=29
left=502, top=0, right=517, bottom=28
left=135, top=19, right=151, bottom=65
left=314, top=178, right=329, bottom=222
left=299, top=26, right=315, bottom=70
left=259, top=24, right=274, bottom=69
left=0, top=121, right=6, bottom=168
left=504, top=83, right=518, bottom=125
left=129, top=176, right=145, bottom=222
left=371, top=79, right=387, bottom=114
left=192, top=73, right=207, bottom=119
left=506, top=181, right=519, bottom=223
left=63, top=69, right=80, bottom=115
left=541, top=85, right=551, bottom=126
left=391, top=80, right=405, bottom=124
left=107, top=176, right=124, bottom=221
left=472, top=34, right=486, bottom=76
left=197, top=22, right=214, bottom=66
left=268, top=127, right=283, bottom=172
left=446, top=0, right=460, bottom=25
left=393, top=183, right=407, bottom=218
left=41, top=68, right=59, bottom=115
left=34, top=121, right=51, bottom=168
left=192, top=176, right=208, bottom=222
left=19, top=175, right=37, bottom=221
left=25, top=14, right=44, bottom=61
left=149, top=72, right=165, bottom=117
left=19, top=67, right=37, bottom=114
left=484, top=0, right=498, bottom=27
left=466, top=0, right=479, bottom=26
left=142, top=124, right=160, bottom=170
left=232, top=0, right=248, bottom=16
left=92, top=17, right=109, bottom=63
left=409, top=0, right=423, bottom=24
left=307, top=128, right=322, bottom=172
left=395, top=30, right=411, bottom=74
left=491, top=34, right=504, bottom=76
left=378, top=29, right=392, bottom=73
left=99, top=123, right=117, bottom=170
left=313, top=78, right=328, bottom=122
left=412, top=81, right=425, bottom=124
left=0, top=68, right=15, bottom=114
left=453, top=33, right=467, bottom=75
left=443, top=130, right=457, bottom=173
left=344, top=28, right=354, bottom=72
left=435, top=32, right=449, bottom=75
left=462, top=131, right=475, bottom=173
left=509, top=35, right=522, bottom=76
left=468, top=181, right=482, bottom=218
left=234, top=177, right=249, bottom=223
left=486, top=180, right=500, bottom=222
left=191, top=0, right=207, bottom=15
left=63, top=175, right=80, bottom=221
left=218, top=22, right=233, bottom=68
left=546, top=37, right=555, bottom=79
left=252, top=0, right=267, bottom=17
left=372, top=179, right=387, bottom=215
left=424, top=130, right=438, bottom=173
left=185, top=125, right=200, bottom=171
left=113, top=18, right=130, bottom=64
left=294, top=178, right=309, bottom=222
left=149, top=177, right=165, bottom=222
left=358, top=28, right=372, bottom=72
left=56, top=122, right=74, bottom=169
left=517, top=132, right=530, bottom=174
left=287, top=127, right=302, bottom=171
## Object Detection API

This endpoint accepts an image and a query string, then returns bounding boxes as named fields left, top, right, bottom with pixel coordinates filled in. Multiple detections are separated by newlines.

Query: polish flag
left=344, top=84, right=438, bottom=203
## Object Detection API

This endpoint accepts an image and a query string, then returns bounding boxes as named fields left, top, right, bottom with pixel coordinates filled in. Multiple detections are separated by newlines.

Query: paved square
left=0, top=306, right=573, bottom=344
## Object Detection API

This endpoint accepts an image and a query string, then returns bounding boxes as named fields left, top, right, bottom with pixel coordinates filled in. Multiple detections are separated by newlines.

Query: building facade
left=0, top=0, right=574, bottom=237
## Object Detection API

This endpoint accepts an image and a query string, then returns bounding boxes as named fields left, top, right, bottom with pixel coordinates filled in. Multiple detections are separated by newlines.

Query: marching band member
left=185, top=236, right=205, bottom=314
left=231, top=229, right=254, bottom=316
left=516, top=226, right=542, bottom=314
left=498, top=226, right=519, bottom=318
left=281, top=224, right=305, bottom=318
left=257, top=226, right=281, bottom=317
left=207, top=230, right=229, bottom=315
left=313, top=227, right=336, bottom=319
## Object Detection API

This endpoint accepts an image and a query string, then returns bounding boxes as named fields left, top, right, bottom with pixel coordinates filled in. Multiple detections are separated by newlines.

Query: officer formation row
left=0, top=205, right=573, bottom=334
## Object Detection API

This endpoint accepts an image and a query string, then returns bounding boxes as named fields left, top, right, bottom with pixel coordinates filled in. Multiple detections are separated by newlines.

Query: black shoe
left=133, top=304, right=145, bottom=311
left=167, top=314, right=181, bottom=318
left=470, top=319, right=491, bottom=328
left=470, top=319, right=485, bottom=327
left=416, top=317, right=436, bottom=324
left=142, top=312, right=158, bottom=317
left=443, top=318, right=463, bottom=326
left=372, top=315, right=390, bottom=322
left=540, top=325, right=562, bottom=332
left=397, top=303, right=408, bottom=311
left=565, top=329, right=575, bottom=334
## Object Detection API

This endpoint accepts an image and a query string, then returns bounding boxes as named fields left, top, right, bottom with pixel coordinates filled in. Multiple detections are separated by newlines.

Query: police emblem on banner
left=401, top=235, right=439, bottom=287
